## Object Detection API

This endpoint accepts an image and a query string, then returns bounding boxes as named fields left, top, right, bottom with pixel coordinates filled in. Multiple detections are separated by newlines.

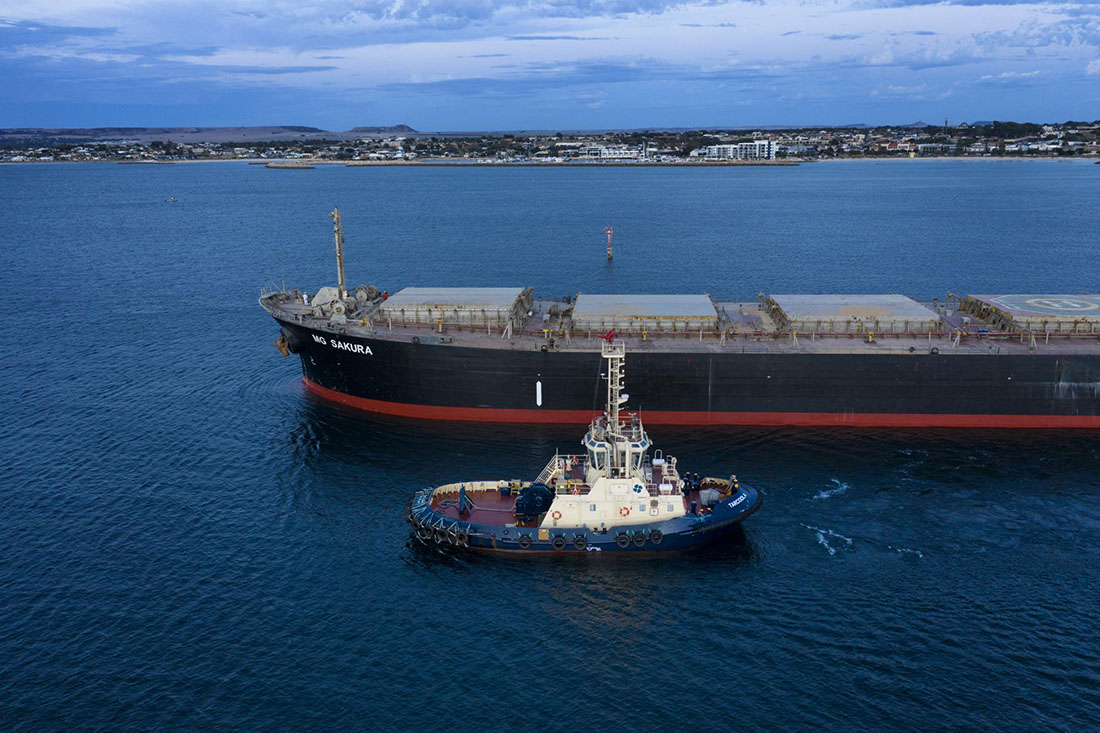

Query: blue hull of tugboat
left=407, top=486, right=762, bottom=554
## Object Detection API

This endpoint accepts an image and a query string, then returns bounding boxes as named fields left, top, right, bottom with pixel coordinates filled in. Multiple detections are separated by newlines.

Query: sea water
left=2, top=160, right=1100, bottom=728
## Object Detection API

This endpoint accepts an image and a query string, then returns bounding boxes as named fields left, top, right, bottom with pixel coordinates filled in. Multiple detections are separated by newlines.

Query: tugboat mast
left=603, top=339, right=628, bottom=429
left=330, top=206, right=348, bottom=300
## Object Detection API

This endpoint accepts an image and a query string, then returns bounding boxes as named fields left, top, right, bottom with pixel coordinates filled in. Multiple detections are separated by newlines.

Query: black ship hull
left=276, top=319, right=1100, bottom=427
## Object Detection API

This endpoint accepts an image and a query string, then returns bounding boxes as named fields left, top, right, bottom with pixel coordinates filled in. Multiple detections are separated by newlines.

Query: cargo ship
left=260, top=208, right=1100, bottom=428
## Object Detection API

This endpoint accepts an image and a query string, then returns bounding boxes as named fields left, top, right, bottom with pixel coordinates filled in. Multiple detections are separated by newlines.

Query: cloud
left=376, top=57, right=776, bottom=98
left=0, top=18, right=114, bottom=46
left=110, top=42, right=221, bottom=58
left=852, top=42, right=985, bottom=72
left=862, top=0, right=1061, bottom=6
left=214, top=65, right=339, bottom=75
left=3, top=0, right=1100, bottom=128
left=978, top=69, right=1040, bottom=81
left=325, top=0, right=716, bottom=27
left=868, top=82, right=952, bottom=101
left=506, top=35, right=609, bottom=40
left=976, top=13, right=1100, bottom=48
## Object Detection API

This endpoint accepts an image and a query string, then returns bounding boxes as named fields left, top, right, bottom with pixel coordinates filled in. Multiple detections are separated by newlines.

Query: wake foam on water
left=802, top=524, right=853, bottom=556
left=813, top=478, right=850, bottom=501
left=801, top=524, right=925, bottom=559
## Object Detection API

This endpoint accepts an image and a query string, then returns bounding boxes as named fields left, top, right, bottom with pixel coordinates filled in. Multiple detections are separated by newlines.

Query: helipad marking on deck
left=1024, top=298, right=1099, bottom=312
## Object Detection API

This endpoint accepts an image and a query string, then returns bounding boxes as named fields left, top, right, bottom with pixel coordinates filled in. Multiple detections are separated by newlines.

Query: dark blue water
left=3, top=160, right=1100, bottom=729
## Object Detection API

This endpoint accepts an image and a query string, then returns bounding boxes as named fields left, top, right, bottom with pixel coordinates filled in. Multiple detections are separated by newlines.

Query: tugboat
left=407, top=340, right=762, bottom=553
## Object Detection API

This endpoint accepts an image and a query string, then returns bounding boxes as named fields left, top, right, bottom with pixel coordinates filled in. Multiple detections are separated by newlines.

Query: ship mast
left=330, top=206, right=348, bottom=300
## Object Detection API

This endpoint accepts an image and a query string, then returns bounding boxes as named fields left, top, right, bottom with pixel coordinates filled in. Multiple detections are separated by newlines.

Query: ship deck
left=429, top=487, right=714, bottom=526
left=431, top=490, right=517, bottom=525
left=264, top=294, right=1100, bottom=356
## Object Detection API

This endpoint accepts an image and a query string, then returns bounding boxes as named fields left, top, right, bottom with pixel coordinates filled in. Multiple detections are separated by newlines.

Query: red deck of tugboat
left=431, top=491, right=519, bottom=525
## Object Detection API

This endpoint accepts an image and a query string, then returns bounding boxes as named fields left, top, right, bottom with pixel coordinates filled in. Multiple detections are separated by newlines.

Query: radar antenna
left=330, top=206, right=348, bottom=300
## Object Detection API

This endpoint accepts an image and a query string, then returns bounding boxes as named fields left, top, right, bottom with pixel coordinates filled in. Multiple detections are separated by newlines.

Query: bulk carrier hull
left=273, top=319, right=1100, bottom=428
left=262, top=211, right=1100, bottom=428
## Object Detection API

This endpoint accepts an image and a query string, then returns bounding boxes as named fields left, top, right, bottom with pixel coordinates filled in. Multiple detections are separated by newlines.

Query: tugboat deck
left=431, top=490, right=516, bottom=525
left=430, top=486, right=723, bottom=526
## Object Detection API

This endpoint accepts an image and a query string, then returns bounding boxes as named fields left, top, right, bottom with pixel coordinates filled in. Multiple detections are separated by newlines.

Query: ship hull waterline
left=281, top=320, right=1100, bottom=429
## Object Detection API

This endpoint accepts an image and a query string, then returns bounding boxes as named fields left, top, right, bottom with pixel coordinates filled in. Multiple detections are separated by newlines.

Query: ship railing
left=640, top=480, right=680, bottom=497
left=535, top=456, right=559, bottom=486
left=281, top=314, right=1100, bottom=355
left=536, top=454, right=589, bottom=488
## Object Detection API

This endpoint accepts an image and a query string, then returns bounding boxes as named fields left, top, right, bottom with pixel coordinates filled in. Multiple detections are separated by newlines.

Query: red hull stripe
left=302, top=378, right=1100, bottom=428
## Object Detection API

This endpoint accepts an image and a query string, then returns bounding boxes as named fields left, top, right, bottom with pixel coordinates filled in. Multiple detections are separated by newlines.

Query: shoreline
left=1, top=156, right=1094, bottom=166
left=817, top=155, right=1096, bottom=163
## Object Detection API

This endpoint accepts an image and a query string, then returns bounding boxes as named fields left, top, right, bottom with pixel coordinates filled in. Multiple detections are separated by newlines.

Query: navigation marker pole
left=330, top=206, right=348, bottom=300
left=605, top=226, right=614, bottom=260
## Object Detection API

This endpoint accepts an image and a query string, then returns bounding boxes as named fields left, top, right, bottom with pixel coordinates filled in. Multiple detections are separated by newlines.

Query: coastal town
left=2, top=120, right=1098, bottom=163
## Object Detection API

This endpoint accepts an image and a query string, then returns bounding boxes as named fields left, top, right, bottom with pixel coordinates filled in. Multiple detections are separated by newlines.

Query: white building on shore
left=574, top=145, right=645, bottom=160
left=702, top=140, right=776, bottom=160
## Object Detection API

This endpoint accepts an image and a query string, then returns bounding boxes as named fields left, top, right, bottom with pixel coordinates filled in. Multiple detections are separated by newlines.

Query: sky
left=0, top=0, right=1097, bottom=130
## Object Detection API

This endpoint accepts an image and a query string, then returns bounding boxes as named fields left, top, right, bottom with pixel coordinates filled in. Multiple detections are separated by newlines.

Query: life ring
left=632, top=532, right=647, bottom=548
left=619, top=506, right=631, bottom=517
left=517, top=534, right=533, bottom=550
left=551, top=510, right=562, bottom=521
left=615, top=533, right=631, bottom=548
left=572, top=535, right=587, bottom=550
left=569, top=485, right=580, bottom=495
left=650, top=529, right=664, bottom=545
left=551, top=536, right=567, bottom=551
